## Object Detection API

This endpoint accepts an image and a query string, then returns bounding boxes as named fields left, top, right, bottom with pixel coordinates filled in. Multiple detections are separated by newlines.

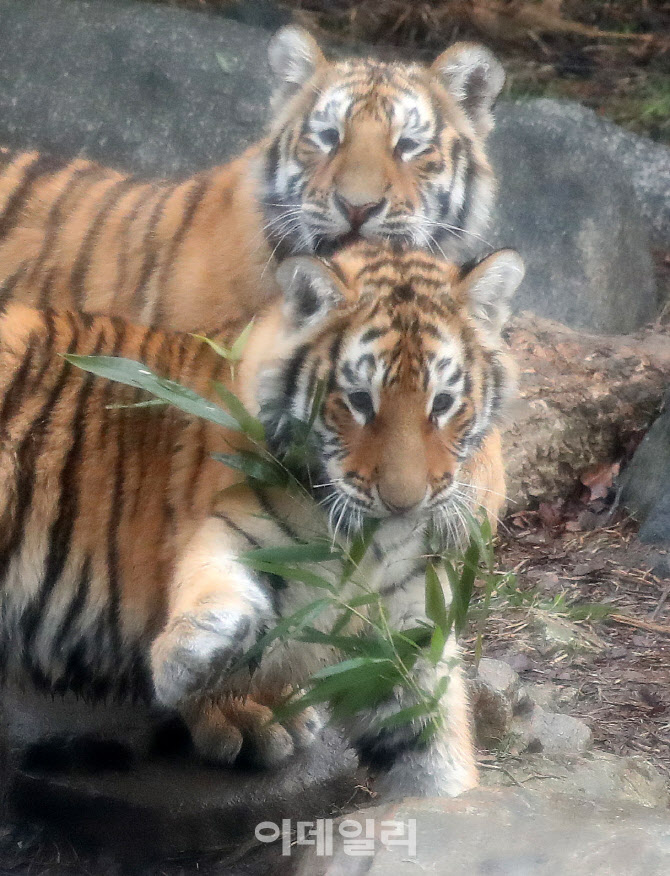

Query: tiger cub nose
left=334, top=194, right=385, bottom=230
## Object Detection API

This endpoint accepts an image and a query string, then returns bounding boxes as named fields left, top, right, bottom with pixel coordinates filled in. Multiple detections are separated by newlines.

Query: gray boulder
left=618, top=394, right=670, bottom=545
left=0, top=0, right=666, bottom=335
left=489, top=100, right=661, bottom=333
left=296, top=789, right=670, bottom=875
left=0, top=0, right=272, bottom=175
left=481, top=751, right=669, bottom=810
left=507, top=98, right=669, bottom=251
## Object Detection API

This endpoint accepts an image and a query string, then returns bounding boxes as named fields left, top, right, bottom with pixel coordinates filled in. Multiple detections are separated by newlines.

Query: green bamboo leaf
left=212, top=381, right=265, bottom=442
left=432, top=675, right=450, bottom=703
left=345, top=593, right=380, bottom=609
left=460, top=508, right=493, bottom=571
left=307, top=378, right=327, bottom=430
left=340, top=518, right=380, bottom=584
left=310, top=656, right=393, bottom=681
left=295, top=628, right=391, bottom=658
left=236, top=559, right=335, bottom=591
left=564, top=602, right=614, bottom=621
left=271, top=690, right=321, bottom=723
left=241, top=542, right=342, bottom=565
left=105, top=398, right=168, bottom=410
left=328, top=669, right=401, bottom=716
left=231, top=598, right=332, bottom=671
left=330, top=607, right=353, bottom=636
left=230, top=320, right=255, bottom=361
left=375, top=703, right=435, bottom=731
left=448, top=540, right=480, bottom=635
left=211, top=451, right=287, bottom=486
left=66, top=355, right=240, bottom=431
left=425, top=563, right=448, bottom=632
left=428, top=625, right=447, bottom=665
left=190, top=334, right=234, bottom=360
left=443, top=559, right=460, bottom=593
left=417, top=718, right=440, bottom=745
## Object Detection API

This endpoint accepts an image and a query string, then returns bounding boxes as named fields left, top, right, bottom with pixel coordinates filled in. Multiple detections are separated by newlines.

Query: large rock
left=0, top=0, right=273, bottom=175
left=489, top=100, right=660, bottom=333
left=619, top=393, right=670, bottom=545
left=481, top=751, right=669, bottom=810
left=0, top=0, right=666, bottom=334
left=502, top=99, right=669, bottom=252
left=296, top=789, right=670, bottom=874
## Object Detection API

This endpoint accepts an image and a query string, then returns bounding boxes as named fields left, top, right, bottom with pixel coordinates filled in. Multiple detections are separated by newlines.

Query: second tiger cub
left=0, top=241, right=523, bottom=798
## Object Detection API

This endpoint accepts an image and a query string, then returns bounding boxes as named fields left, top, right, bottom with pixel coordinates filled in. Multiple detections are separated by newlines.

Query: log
left=502, top=312, right=670, bottom=509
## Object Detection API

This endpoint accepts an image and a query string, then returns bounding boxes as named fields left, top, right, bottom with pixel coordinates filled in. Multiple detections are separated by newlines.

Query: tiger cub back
left=0, top=306, right=228, bottom=699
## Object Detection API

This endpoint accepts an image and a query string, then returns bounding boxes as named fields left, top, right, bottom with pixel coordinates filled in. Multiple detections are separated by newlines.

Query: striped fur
left=0, top=27, right=503, bottom=334
left=0, top=242, right=522, bottom=797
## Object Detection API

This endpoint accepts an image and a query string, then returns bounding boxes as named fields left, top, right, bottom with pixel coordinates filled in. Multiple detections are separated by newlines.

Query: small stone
left=512, top=705, right=592, bottom=755
left=477, top=658, right=521, bottom=703
left=469, top=679, right=513, bottom=747
left=504, top=652, right=533, bottom=674
left=650, top=556, right=670, bottom=579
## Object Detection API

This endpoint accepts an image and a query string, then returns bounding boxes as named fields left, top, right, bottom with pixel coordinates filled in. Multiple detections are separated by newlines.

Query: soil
left=470, top=515, right=670, bottom=781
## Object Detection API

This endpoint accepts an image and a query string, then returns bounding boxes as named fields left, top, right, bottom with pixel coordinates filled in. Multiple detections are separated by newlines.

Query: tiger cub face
left=262, top=27, right=505, bottom=261
left=258, top=243, right=524, bottom=541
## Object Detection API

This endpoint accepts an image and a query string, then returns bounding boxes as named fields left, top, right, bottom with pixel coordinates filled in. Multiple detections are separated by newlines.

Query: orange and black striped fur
left=0, top=242, right=523, bottom=797
left=0, top=26, right=504, bottom=334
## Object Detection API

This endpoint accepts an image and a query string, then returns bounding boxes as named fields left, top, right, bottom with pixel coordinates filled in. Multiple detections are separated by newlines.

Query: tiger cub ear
left=432, top=43, right=505, bottom=137
left=268, top=26, right=325, bottom=101
left=458, top=249, right=524, bottom=336
left=275, top=256, right=346, bottom=331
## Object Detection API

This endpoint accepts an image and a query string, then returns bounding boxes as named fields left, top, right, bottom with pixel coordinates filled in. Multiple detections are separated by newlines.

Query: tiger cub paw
left=150, top=606, right=262, bottom=708
left=186, top=695, right=322, bottom=769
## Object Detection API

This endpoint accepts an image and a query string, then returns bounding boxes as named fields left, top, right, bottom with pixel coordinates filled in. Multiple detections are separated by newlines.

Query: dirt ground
left=471, top=515, right=670, bottom=781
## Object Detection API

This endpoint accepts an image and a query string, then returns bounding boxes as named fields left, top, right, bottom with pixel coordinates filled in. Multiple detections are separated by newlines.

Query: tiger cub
left=0, top=26, right=504, bottom=335
left=0, top=242, right=523, bottom=797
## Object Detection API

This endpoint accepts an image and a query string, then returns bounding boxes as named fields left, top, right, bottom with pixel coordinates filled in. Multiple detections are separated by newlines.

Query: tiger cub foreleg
left=150, top=517, right=293, bottom=767
left=343, top=567, right=478, bottom=799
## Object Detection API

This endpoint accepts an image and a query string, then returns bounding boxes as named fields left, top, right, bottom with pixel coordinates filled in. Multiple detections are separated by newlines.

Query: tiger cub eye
left=317, top=128, right=340, bottom=151
left=431, top=392, right=454, bottom=417
left=347, top=390, right=375, bottom=422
